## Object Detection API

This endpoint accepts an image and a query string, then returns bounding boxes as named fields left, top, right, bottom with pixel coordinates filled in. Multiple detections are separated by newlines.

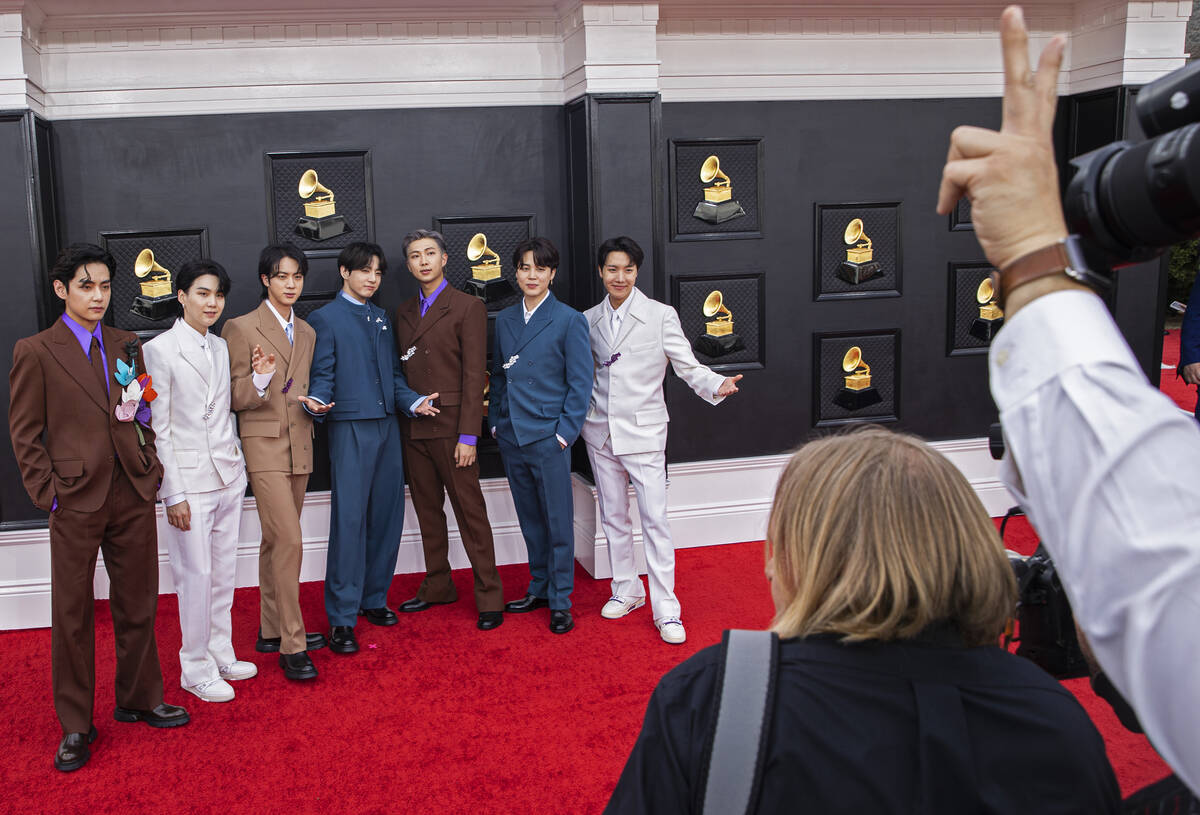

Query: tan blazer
left=394, top=285, right=487, bottom=441
left=220, top=301, right=316, bottom=475
left=9, top=319, right=163, bottom=512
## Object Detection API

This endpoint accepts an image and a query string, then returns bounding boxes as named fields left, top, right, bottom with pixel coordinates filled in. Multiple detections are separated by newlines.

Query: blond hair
left=767, top=426, right=1015, bottom=646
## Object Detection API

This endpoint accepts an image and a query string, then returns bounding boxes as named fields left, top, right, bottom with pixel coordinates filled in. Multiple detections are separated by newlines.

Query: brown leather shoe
left=54, top=725, right=97, bottom=772
left=113, top=702, right=190, bottom=728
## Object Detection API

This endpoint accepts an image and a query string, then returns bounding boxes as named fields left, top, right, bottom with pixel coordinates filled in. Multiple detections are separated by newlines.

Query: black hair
left=401, top=230, right=447, bottom=257
left=512, top=236, right=559, bottom=272
left=338, top=242, right=387, bottom=275
left=257, top=244, right=308, bottom=300
left=51, top=243, right=115, bottom=289
left=176, top=259, right=232, bottom=297
left=596, top=236, right=643, bottom=270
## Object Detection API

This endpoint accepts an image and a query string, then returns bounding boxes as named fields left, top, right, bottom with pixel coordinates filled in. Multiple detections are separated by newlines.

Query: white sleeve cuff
left=252, top=370, right=275, bottom=395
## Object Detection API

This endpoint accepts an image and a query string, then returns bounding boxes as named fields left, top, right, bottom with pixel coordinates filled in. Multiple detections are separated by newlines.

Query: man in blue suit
left=308, top=242, right=438, bottom=654
left=1179, top=271, right=1200, bottom=418
left=491, top=237, right=592, bottom=634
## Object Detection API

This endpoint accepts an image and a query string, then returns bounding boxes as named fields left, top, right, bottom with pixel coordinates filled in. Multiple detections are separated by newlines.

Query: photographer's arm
left=942, top=6, right=1200, bottom=793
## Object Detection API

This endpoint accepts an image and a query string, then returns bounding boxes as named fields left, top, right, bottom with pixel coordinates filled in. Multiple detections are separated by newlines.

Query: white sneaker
left=218, top=660, right=258, bottom=681
left=184, top=678, right=235, bottom=703
left=601, top=595, right=646, bottom=619
left=656, top=618, right=687, bottom=645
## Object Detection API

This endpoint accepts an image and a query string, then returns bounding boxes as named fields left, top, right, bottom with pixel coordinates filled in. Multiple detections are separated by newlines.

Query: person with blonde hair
left=606, top=426, right=1119, bottom=814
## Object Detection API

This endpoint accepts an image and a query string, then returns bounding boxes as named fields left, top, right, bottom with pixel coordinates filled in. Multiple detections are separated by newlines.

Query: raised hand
left=251, top=344, right=277, bottom=376
left=717, top=374, right=743, bottom=398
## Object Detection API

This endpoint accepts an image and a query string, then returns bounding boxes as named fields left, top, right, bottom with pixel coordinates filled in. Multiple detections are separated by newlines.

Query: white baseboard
left=0, top=437, right=1011, bottom=630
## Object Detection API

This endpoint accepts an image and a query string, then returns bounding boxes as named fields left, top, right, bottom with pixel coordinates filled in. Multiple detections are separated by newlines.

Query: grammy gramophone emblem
left=130, top=248, right=177, bottom=321
left=692, top=290, right=745, bottom=357
left=693, top=155, right=746, bottom=225
left=838, top=218, right=884, bottom=284
left=295, top=169, right=350, bottom=241
left=463, top=232, right=515, bottom=303
left=834, top=346, right=883, bottom=410
left=969, top=277, right=1005, bottom=341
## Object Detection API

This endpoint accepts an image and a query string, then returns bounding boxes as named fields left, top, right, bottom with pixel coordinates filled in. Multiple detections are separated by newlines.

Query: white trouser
left=586, top=437, right=680, bottom=621
left=162, top=474, right=247, bottom=687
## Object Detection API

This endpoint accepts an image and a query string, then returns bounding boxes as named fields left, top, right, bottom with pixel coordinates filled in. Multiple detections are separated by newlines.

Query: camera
left=1064, top=59, right=1200, bottom=273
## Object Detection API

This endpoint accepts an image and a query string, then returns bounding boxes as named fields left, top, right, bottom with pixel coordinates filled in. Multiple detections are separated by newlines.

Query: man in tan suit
left=394, top=230, right=503, bottom=630
left=222, top=244, right=332, bottom=681
left=9, top=243, right=189, bottom=773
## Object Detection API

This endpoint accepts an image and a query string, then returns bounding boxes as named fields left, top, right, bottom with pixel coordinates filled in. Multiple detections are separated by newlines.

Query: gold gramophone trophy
left=838, top=218, right=883, bottom=284
left=692, top=290, right=745, bottom=357
left=833, top=346, right=883, bottom=410
left=463, top=232, right=515, bottom=303
left=295, top=169, right=350, bottom=241
left=130, top=248, right=177, bottom=321
left=968, top=277, right=1005, bottom=341
left=693, top=155, right=746, bottom=224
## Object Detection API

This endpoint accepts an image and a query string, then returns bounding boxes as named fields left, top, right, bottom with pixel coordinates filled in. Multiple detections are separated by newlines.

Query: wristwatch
left=990, top=236, right=1109, bottom=309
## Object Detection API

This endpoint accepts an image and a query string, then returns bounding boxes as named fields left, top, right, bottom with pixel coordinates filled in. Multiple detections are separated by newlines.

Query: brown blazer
left=221, top=301, right=317, bottom=475
left=395, top=285, right=487, bottom=441
left=9, top=319, right=162, bottom=513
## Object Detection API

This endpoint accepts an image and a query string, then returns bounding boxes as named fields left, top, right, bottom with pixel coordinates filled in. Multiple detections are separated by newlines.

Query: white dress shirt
left=990, top=289, right=1200, bottom=794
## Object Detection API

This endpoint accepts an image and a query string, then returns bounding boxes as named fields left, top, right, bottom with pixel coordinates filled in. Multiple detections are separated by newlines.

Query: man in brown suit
left=394, top=229, right=503, bottom=630
left=222, top=244, right=333, bottom=681
left=9, top=243, right=189, bottom=773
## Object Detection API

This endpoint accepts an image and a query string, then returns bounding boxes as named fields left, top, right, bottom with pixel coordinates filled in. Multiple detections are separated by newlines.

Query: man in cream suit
left=143, top=260, right=257, bottom=703
left=582, top=237, right=742, bottom=644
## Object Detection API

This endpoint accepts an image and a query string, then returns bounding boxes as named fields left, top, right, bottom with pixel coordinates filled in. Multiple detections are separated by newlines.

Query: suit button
left=107, top=455, right=114, bottom=463
left=378, top=400, right=383, bottom=405
left=375, top=378, right=380, bottom=384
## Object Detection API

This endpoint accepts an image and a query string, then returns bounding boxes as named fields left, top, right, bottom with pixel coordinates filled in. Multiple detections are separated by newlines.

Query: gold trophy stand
left=969, top=277, right=1005, bottom=341
left=837, top=218, right=883, bottom=284
left=295, top=169, right=350, bottom=241
left=693, top=155, right=747, bottom=224
left=130, top=248, right=177, bottom=321
left=692, top=290, right=745, bottom=357
left=462, top=233, right=515, bottom=303
left=834, top=346, right=882, bottom=410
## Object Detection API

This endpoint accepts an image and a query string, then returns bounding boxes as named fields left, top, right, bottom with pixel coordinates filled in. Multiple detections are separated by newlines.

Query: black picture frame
left=432, top=214, right=535, bottom=314
left=669, top=137, right=764, bottom=242
left=670, top=272, right=766, bottom=372
left=265, top=149, right=374, bottom=259
left=813, top=201, right=902, bottom=301
left=950, top=197, right=973, bottom=231
left=98, top=227, right=211, bottom=342
left=946, top=261, right=998, bottom=357
left=812, top=328, right=900, bottom=427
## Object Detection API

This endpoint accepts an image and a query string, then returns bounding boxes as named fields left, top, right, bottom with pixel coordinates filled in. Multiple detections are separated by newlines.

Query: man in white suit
left=582, top=237, right=742, bottom=644
left=143, top=259, right=256, bottom=702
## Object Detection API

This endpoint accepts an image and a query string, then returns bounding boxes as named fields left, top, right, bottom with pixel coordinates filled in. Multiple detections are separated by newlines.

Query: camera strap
left=700, top=629, right=779, bottom=815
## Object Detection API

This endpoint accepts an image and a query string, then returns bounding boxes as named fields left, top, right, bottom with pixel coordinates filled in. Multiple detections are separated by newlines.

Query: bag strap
left=701, top=629, right=779, bottom=815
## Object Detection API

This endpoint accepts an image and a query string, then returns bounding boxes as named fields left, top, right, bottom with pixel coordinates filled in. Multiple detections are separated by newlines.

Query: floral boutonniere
left=502, top=354, right=519, bottom=370
left=400, top=346, right=417, bottom=362
left=375, top=316, right=388, bottom=331
left=113, top=340, right=156, bottom=446
left=602, top=352, right=621, bottom=367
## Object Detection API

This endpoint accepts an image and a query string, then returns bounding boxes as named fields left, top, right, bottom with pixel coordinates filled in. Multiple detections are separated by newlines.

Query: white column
left=559, top=1, right=660, bottom=100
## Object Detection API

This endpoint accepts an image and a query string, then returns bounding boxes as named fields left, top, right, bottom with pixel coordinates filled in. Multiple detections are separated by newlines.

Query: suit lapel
left=256, top=301, right=292, bottom=367
left=397, top=298, right=421, bottom=344
left=590, top=305, right=613, bottom=350
left=289, top=319, right=312, bottom=380
left=611, top=289, right=644, bottom=350
left=512, top=292, right=555, bottom=354
left=46, top=319, right=109, bottom=412
left=102, top=325, right=130, bottom=412
left=174, top=324, right=211, bottom=386
left=409, top=294, right=451, bottom=346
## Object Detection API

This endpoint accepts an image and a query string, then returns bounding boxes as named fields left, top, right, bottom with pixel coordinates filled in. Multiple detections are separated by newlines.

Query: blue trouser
left=498, top=435, right=575, bottom=610
left=325, top=417, right=406, bottom=626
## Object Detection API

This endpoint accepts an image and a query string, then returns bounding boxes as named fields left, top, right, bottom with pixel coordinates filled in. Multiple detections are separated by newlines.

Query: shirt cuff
left=409, top=395, right=430, bottom=415
left=989, top=289, right=1140, bottom=413
left=162, top=493, right=186, bottom=507
left=458, top=434, right=477, bottom=446
left=252, top=370, right=275, bottom=395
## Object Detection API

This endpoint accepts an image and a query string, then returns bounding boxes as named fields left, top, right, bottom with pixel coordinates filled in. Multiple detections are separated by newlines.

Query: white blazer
left=582, top=287, right=726, bottom=457
left=143, top=318, right=244, bottom=501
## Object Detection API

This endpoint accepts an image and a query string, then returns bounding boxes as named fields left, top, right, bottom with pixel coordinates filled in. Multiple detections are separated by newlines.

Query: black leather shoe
left=505, top=593, right=550, bottom=613
left=357, top=607, right=399, bottom=626
left=549, top=610, right=575, bottom=634
left=54, top=725, right=97, bottom=772
left=477, top=611, right=503, bottom=631
left=328, top=625, right=359, bottom=654
left=113, top=702, right=190, bottom=728
left=255, top=630, right=327, bottom=653
left=398, top=597, right=455, bottom=613
left=279, top=651, right=318, bottom=680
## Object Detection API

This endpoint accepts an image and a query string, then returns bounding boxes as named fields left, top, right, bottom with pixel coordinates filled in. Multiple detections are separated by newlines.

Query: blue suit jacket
left=490, top=292, right=592, bottom=448
left=1181, top=274, right=1200, bottom=368
left=308, top=295, right=422, bottom=422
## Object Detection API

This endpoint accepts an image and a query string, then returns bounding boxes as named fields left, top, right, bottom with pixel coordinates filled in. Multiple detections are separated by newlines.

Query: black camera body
left=1007, top=542, right=1090, bottom=680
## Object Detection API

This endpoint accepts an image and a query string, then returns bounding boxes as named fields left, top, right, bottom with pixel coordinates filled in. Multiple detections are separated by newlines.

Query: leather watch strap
left=992, top=241, right=1072, bottom=309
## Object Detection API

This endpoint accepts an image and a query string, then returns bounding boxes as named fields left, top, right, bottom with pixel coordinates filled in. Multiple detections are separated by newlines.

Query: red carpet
left=0, top=530, right=1173, bottom=813
left=1160, top=329, right=1197, bottom=413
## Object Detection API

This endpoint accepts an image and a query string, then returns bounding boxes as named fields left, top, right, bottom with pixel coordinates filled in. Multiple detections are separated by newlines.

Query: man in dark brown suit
left=222, top=244, right=333, bottom=681
left=9, top=243, right=189, bottom=773
left=394, top=229, right=503, bottom=630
